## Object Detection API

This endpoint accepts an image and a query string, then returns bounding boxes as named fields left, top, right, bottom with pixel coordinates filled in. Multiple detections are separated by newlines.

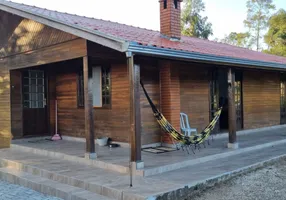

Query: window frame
left=99, top=66, right=111, bottom=109
left=77, top=66, right=111, bottom=109
left=163, top=0, right=167, bottom=9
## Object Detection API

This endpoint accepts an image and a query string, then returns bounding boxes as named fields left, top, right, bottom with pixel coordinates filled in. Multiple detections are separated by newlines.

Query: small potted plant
left=96, top=136, right=108, bottom=146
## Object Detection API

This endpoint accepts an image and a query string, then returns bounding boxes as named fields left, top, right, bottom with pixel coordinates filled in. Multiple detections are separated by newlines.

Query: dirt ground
left=191, top=160, right=286, bottom=200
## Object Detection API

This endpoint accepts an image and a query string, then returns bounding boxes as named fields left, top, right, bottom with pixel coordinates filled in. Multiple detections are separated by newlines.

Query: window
left=77, top=70, right=84, bottom=108
left=174, top=0, right=178, bottom=9
left=164, top=0, right=167, bottom=9
left=101, top=67, right=111, bottom=107
left=79, top=66, right=110, bottom=108
left=23, top=70, right=45, bottom=109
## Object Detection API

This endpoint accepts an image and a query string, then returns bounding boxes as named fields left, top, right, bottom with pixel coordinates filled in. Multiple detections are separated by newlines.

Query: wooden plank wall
left=0, top=10, right=78, bottom=58
left=243, top=70, right=280, bottom=129
left=140, top=63, right=161, bottom=145
left=0, top=64, right=11, bottom=147
left=55, top=61, right=131, bottom=142
left=56, top=61, right=85, bottom=137
left=179, top=63, right=210, bottom=133
left=93, top=63, right=130, bottom=142
left=10, top=70, right=23, bottom=138
left=54, top=56, right=162, bottom=144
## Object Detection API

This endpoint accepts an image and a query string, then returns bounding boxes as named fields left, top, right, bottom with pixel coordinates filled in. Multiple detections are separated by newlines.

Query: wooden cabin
left=0, top=0, right=286, bottom=165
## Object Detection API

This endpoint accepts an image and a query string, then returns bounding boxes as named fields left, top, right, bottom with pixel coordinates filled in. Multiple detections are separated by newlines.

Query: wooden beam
left=3, top=39, right=87, bottom=70
left=128, top=55, right=142, bottom=162
left=83, top=56, right=96, bottom=157
left=228, top=68, right=237, bottom=144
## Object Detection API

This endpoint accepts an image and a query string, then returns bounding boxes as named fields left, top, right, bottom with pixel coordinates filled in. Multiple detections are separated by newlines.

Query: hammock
left=140, top=80, right=222, bottom=148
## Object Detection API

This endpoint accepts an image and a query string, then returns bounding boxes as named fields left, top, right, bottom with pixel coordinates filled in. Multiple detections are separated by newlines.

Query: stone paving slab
left=0, top=180, right=62, bottom=200
left=0, top=167, right=113, bottom=200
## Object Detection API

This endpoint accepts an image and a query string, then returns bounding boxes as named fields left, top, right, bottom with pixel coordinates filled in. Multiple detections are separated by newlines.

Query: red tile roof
left=1, top=0, right=286, bottom=65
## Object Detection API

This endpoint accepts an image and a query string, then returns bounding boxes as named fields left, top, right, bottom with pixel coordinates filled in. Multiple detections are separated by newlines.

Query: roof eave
left=0, top=1, right=129, bottom=52
left=128, top=42, right=286, bottom=70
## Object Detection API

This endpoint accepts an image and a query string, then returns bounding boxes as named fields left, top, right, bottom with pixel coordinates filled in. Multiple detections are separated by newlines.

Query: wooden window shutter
left=92, top=66, right=102, bottom=107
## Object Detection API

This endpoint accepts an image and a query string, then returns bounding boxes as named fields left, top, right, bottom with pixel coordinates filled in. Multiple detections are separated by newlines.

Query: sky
left=10, top=0, right=286, bottom=40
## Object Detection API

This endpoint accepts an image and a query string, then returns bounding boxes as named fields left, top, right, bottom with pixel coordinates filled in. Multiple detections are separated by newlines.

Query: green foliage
left=181, top=0, right=213, bottom=39
left=264, top=9, right=286, bottom=56
left=244, top=0, right=275, bottom=51
left=221, top=32, right=251, bottom=48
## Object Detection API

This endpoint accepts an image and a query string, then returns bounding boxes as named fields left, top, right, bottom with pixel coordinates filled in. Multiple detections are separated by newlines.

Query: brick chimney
left=159, top=0, right=182, bottom=40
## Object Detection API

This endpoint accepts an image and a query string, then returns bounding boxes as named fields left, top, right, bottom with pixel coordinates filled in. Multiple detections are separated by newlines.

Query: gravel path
left=0, top=180, right=62, bottom=200
left=192, top=160, right=286, bottom=200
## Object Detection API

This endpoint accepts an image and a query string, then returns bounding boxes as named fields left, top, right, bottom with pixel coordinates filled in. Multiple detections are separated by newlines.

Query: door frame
left=209, top=68, right=220, bottom=133
left=209, top=68, right=244, bottom=132
left=280, top=73, right=286, bottom=124
left=234, top=70, right=243, bottom=130
left=21, top=69, right=49, bottom=136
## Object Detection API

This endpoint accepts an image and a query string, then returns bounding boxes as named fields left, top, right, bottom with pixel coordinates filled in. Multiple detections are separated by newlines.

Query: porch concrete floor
left=1, top=131, right=286, bottom=199
left=11, top=126, right=286, bottom=171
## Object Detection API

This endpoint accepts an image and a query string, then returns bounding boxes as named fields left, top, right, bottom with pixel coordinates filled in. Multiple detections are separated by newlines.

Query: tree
left=181, top=0, right=213, bottom=39
left=221, top=32, right=251, bottom=48
left=244, top=0, right=275, bottom=51
left=264, top=9, right=286, bottom=57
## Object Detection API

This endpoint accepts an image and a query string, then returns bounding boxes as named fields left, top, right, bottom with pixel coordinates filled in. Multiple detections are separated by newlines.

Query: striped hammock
left=140, top=80, right=222, bottom=146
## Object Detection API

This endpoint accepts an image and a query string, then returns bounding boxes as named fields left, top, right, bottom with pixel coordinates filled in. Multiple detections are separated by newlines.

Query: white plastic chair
left=180, top=113, right=197, bottom=136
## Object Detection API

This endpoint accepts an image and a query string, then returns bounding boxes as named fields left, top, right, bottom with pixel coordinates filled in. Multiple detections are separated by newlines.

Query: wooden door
left=235, top=71, right=243, bottom=130
left=280, top=74, right=286, bottom=124
left=209, top=69, right=220, bottom=133
left=23, top=70, right=48, bottom=136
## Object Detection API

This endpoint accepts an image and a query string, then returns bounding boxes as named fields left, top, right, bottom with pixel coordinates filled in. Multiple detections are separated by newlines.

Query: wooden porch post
left=227, top=68, right=238, bottom=149
left=127, top=53, right=143, bottom=169
left=83, top=56, right=97, bottom=159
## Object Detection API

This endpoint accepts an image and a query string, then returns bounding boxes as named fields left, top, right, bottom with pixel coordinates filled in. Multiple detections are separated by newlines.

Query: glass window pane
left=38, top=102, right=44, bottom=108
left=105, top=97, right=110, bottom=105
left=31, top=78, right=36, bottom=85
left=31, top=101, right=37, bottom=108
left=105, top=86, right=110, bottom=95
left=37, top=78, right=43, bottom=85
left=31, top=93, right=37, bottom=101
left=30, top=71, right=37, bottom=78
left=38, top=94, right=44, bottom=101
left=31, top=85, right=37, bottom=93
left=37, top=86, right=44, bottom=93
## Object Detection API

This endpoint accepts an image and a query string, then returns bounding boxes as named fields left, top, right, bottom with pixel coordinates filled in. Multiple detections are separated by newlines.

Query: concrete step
left=1, top=141, right=286, bottom=200
left=11, top=143, right=130, bottom=175
left=0, top=149, right=178, bottom=200
left=0, top=167, right=113, bottom=200
left=0, top=150, right=128, bottom=200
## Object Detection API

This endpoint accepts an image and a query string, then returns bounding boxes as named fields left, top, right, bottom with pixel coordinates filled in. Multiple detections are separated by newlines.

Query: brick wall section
left=160, top=61, right=181, bottom=143
left=243, top=70, right=280, bottom=129
left=160, top=0, right=182, bottom=39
